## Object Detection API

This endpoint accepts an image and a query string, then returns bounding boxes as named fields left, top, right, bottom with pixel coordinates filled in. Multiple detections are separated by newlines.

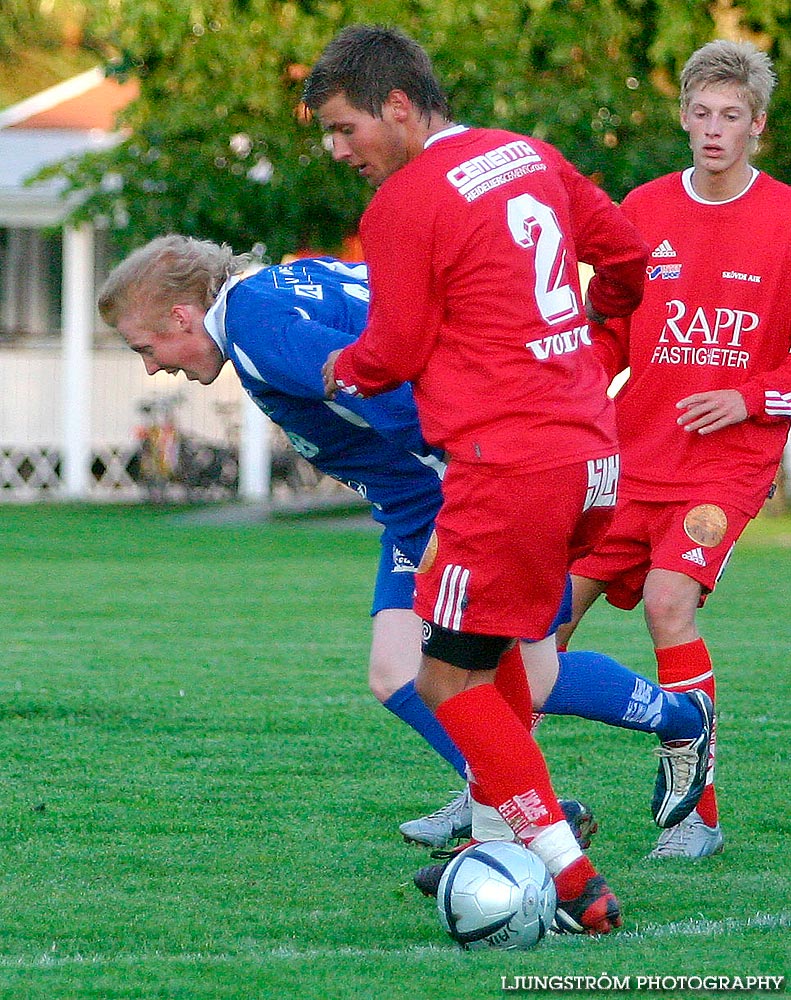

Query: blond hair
left=98, top=234, right=249, bottom=329
left=680, top=40, right=776, bottom=118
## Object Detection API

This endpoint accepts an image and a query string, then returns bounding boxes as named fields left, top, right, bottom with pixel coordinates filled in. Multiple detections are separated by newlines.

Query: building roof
left=0, top=67, right=137, bottom=227
left=0, top=67, right=138, bottom=130
left=0, top=129, right=122, bottom=226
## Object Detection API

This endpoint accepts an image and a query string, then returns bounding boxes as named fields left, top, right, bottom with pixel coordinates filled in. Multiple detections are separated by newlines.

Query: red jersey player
left=559, top=40, right=791, bottom=858
left=304, top=25, right=648, bottom=934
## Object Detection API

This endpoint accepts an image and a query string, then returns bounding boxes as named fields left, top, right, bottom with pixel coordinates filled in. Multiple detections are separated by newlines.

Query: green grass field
left=0, top=503, right=787, bottom=999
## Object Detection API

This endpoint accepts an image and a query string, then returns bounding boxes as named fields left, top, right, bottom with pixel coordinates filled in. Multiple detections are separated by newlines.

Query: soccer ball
left=437, top=840, right=557, bottom=951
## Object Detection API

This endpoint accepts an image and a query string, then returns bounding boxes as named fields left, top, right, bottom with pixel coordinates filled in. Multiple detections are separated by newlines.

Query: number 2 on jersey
left=507, top=193, right=578, bottom=326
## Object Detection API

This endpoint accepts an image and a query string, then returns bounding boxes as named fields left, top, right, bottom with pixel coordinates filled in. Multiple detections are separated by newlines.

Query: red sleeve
left=560, top=158, right=649, bottom=319
left=334, top=183, right=441, bottom=398
left=738, top=349, right=791, bottom=423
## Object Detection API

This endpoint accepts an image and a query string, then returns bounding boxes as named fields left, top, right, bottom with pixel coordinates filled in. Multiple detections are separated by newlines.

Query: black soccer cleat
left=652, top=689, right=714, bottom=828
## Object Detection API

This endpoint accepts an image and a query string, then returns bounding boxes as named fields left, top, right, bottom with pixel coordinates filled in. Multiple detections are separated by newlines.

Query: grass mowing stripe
left=0, top=891, right=787, bottom=954
left=1, top=909, right=789, bottom=968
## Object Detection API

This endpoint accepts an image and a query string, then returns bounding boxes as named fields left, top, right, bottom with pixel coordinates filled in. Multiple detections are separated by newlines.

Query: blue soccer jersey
left=203, top=257, right=444, bottom=571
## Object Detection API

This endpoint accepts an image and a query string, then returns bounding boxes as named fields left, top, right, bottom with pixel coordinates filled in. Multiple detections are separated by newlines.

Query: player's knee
left=367, top=657, right=408, bottom=703
left=643, top=579, right=698, bottom=641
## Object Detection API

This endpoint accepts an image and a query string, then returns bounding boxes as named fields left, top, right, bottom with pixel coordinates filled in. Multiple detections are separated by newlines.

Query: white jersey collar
left=424, top=124, right=468, bottom=150
left=681, top=166, right=759, bottom=205
left=203, top=275, right=242, bottom=359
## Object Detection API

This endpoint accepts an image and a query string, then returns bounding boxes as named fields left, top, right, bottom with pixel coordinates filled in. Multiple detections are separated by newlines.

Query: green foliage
left=23, top=1, right=791, bottom=259
left=0, top=0, right=65, bottom=56
left=41, top=0, right=370, bottom=262
left=0, top=504, right=788, bottom=998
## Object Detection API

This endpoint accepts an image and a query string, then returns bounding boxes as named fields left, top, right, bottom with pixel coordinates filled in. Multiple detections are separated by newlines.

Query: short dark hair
left=303, top=24, right=450, bottom=121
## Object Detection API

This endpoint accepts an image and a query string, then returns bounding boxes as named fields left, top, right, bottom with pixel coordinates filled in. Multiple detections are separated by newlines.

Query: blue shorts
left=371, top=525, right=433, bottom=616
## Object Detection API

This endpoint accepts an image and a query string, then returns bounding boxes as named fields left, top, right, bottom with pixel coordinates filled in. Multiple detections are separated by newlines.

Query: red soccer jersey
left=593, top=169, right=791, bottom=516
left=333, top=127, right=647, bottom=468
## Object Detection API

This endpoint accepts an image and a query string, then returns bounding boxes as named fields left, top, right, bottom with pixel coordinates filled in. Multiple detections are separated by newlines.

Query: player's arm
left=561, top=159, right=649, bottom=321
left=229, top=299, right=356, bottom=400
left=254, top=306, right=437, bottom=458
left=678, top=350, right=791, bottom=434
left=327, top=192, right=442, bottom=400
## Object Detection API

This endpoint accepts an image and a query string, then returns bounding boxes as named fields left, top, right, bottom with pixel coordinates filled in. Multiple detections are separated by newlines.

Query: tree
left=39, top=0, right=371, bottom=262
left=34, top=0, right=791, bottom=261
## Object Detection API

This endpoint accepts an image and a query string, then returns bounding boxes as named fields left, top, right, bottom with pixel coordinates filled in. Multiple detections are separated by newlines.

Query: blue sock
left=383, top=680, right=467, bottom=779
left=543, top=650, right=703, bottom=742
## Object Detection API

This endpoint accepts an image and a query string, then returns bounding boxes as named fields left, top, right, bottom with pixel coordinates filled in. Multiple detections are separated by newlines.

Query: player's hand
left=322, top=349, right=342, bottom=398
left=676, top=389, right=747, bottom=434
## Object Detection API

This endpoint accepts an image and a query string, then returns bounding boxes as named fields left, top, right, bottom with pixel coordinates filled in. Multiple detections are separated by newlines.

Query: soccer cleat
left=651, top=689, right=714, bottom=829
left=556, top=799, right=598, bottom=851
left=412, top=799, right=597, bottom=897
left=413, top=840, right=474, bottom=898
left=553, top=874, right=622, bottom=935
left=399, top=788, right=472, bottom=849
left=648, top=808, right=724, bottom=859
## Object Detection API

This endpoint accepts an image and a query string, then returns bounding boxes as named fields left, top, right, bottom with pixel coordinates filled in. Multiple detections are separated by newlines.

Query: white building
left=0, top=68, right=270, bottom=501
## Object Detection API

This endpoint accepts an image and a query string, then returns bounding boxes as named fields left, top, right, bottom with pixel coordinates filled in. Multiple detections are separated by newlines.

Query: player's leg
left=413, top=460, right=622, bottom=935
left=417, top=637, right=620, bottom=935
left=369, top=536, right=467, bottom=778
left=406, top=640, right=597, bottom=877
left=371, top=608, right=466, bottom=779
left=538, top=649, right=707, bottom=742
left=368, top=540, right=472, bottom=846
left=554, top=574, right=606, bottom=654
left=522, top=541, right=713, bottom=827
left=551, top=500, right=714, bottom=839
left=538, top=645, right=714, bottom=830
left=643, top=501, right=748, bottom=857
left=643, top=567, right=722, bottom=855
left=372, top=609, right=472, bottom=847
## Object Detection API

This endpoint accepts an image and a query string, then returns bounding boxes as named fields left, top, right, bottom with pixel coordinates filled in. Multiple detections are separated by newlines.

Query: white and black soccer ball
left=437, top=840, right=557, bottom=951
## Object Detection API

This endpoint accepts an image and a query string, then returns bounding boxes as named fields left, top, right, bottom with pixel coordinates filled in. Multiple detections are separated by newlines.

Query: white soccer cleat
left=648, top=808, right=724, bottom=859
left=399, top=788, right=472, bottom=848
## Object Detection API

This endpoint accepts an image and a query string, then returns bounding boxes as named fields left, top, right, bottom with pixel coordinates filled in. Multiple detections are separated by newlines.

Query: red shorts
left=571, top=497, right=751, bottom=610
left=413, top=455, right=618, bottom=639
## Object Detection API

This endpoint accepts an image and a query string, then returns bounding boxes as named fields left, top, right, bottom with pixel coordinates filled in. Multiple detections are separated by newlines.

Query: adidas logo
left=682, top=547, right=707, bottom=567
left=652, top=239, right=677, bottom=258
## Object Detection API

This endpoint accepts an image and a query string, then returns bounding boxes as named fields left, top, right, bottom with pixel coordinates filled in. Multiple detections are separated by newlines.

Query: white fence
left=0, top=344, right=256, bottom=500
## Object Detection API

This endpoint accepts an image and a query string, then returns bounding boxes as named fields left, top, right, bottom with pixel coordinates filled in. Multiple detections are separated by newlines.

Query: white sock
left=470, top=796, right=516, bottom=842
left=522, top=820, right=582, bottom=877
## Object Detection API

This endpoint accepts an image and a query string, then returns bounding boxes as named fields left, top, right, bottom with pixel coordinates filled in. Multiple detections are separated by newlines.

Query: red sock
left=494, top=644, right=533, bottom=725
left=553, top=854, right=597, bottom=901
left=470, top=642, right=533, bottom=809
left=494, top=643, right=544, bottom=732
left=435, top=684, right=565, bottom=836
left=656, top=639, right=718, bottom=826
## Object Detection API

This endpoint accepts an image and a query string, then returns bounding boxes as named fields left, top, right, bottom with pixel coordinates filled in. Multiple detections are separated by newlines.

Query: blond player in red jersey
left=304, top=24, right=648, bottom=934
left=559, top=40, right=791, bottom=858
